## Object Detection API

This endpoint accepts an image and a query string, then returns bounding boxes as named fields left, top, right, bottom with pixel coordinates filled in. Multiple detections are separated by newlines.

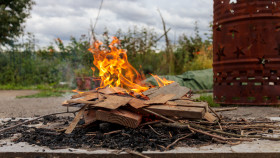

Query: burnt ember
left=0, top=119, right=29, bottom=140
left=1, top=116, right=210, bottom=152
left=1, top=115, right=280, bottom=152
left=15, top=125, right=210, bottom=151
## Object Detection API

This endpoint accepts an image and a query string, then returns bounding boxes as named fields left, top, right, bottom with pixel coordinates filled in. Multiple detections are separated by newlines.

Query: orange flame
left=151, top=74, right=174, bottom=87
left=88, top=37, right=174, bottom=93
left=72, top=89, right=84, bottom=94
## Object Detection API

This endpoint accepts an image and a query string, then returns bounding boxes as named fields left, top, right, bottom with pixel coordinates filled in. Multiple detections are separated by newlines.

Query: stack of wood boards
left=62, top=82, right=216, bottom=134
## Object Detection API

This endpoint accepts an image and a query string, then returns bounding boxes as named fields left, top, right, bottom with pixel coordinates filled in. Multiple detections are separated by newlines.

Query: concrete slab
left=1, top=91, right=280, bottom=157
left=1, top=139, right=280, bottom=158
left=1, top=117, right=280, bottom=158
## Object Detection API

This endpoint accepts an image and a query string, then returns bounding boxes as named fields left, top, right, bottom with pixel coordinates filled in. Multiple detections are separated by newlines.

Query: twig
left=190, top=126, right=251, bottom=141
left=214, top=107, right=237, bottom=112
left=159, top=122, right=252, bottom=141
left=104, top=130, right=122, bottom=135
left=121, top=133, right=131, bottom=137
left=148, top=125, right=165, bottom=137
left=218, top=122, right=223, bottom=131
left=139, top=120, right=164, bottom=127
left=124, top=149, right=150, bottom=158
left=189, top=123, right=280, bottom=141
left=218, top=124, right=280, bottom=130
left=212, top=138, right=241, bottom=145
left=142, top=108, right=176, bottom=123
left=208, top=105, right=221, bottom=122
left=66, top=100, right=99, bottom=104
left=188, top=126, right=229, bottom=141
left=158, top=122, right=189, bottom=129
left=166, top=133, right=193, bottom=150
left=154, top=28, right=171, bottom=43
left=90, top=0, right=103, bottom=41
left=0, top=110, right=79, bottom=133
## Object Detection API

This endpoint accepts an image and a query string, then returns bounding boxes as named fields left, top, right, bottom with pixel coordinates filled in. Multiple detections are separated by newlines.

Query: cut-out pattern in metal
left=216, top=45, right=225, bottom=61
left=213, top=0, right=280, bottom=105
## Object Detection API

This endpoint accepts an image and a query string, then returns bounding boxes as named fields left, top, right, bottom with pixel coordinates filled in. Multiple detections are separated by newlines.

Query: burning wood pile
left=1, top=37, right=280, bottom=155
left=60, top=37, right=217, bottom=133
left=62, top=82, right=217, bottom=133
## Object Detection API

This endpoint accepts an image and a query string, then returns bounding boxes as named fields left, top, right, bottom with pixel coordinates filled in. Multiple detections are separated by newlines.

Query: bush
left=0, top=23, right=213, bottom=89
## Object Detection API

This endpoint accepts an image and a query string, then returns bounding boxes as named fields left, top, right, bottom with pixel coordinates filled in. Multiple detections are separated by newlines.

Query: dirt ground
left=1, top=90, right=280, bottom=118
left=0, top=90, right=76, bottom=118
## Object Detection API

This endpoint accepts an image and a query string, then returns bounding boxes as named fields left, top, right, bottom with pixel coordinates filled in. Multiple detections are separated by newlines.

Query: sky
left=24, top=0, right=213, bottom=48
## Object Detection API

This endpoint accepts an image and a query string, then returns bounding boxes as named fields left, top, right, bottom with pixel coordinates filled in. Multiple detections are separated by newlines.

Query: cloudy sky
left=24, top=0, right=213, bottom=48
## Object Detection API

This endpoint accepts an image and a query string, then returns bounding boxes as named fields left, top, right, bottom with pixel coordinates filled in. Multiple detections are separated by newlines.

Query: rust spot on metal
left=213, top=0, right=280, bottom=105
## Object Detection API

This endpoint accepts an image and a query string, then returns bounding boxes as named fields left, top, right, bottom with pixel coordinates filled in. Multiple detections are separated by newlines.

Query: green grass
left=0, top=84, right=71, bottom=90
left=16, top=90, right=65, bottom=98
left=0, top=84, right=39, bottom=90
left=197, top=94, right=220, bottom=107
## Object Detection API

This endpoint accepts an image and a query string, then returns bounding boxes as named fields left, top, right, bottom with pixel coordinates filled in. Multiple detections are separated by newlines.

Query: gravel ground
left=218, top=106, right=280, bottom=119
left=0, top=90, right=76, bottom=118
left=1, top=90, right=280, bottom=119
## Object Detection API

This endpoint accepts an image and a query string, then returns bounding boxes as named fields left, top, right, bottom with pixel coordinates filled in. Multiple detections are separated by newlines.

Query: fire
left=88, top=37, right=173, bottom=93
left=151, top=74, right=174, bottom=87
left=72, top=89, right=84, bottom=94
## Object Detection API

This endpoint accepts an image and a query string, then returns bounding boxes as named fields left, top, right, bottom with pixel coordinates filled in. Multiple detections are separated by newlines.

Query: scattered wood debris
left=63, top=82, right=215, bottom=133
left=1, top=86, right=280, bottom=153
left=146, top=105, right=205, bottom=119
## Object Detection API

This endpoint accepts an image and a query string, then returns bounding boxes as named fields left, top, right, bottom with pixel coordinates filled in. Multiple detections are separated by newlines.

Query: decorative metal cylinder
left=213, top=0, right=280, bottom=105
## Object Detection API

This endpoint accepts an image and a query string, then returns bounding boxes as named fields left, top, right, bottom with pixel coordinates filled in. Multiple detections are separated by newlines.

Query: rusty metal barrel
left=213, top=0, right=280, bottom=105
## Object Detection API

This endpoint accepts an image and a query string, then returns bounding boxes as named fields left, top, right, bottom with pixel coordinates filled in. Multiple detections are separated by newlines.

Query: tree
left=0, top=0, right=35, bottom=46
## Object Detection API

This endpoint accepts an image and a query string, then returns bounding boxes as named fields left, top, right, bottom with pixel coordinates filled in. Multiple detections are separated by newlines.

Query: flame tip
left=89, top=37, right=173, bottom=95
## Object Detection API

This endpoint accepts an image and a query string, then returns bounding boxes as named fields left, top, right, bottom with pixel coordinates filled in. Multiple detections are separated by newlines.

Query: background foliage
left=0, top=25, right=213, bottom=88
left=0, top=0, right=35, bottom=46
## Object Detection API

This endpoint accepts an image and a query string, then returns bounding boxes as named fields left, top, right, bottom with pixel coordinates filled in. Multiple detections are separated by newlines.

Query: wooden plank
left=146, top=82, right=190, bottom=100
left=71, top=90, right=97, bottom=99
left=112, top=87, right=127, bottom=93
left=203, top=112, right=217, bottom=123
left=146, top=105, right=205, bottom=119
left=98, top=87, right=115, bottom=94
left=144, top=94, right=175, bottom=105
left=92, top=95, right=132, bottom=109
left=142, top=87, right=160, bottom=96
left=81, top=93, right=99, bottom=101
left=62, top=100, right=69, bottom=106
left=98, top=87, right=126, bottom=94
left=128, top=98, right=148, bottom=109
left=63, top=93, right=101, bottom=107
left=166, top=100, right=208, bottom=111
left=122, top=105, right=150, bottom=116
left=67, top=100, right=99, bottom=104
left=95, top=109, right=142, bottom=128
left=65, top=105, right=88, bottom=134
left=84, top=109, right=97, bottom=125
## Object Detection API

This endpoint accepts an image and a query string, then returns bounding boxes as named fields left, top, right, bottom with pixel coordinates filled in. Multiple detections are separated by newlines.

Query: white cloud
left=24, top=0, right=213, bottom=47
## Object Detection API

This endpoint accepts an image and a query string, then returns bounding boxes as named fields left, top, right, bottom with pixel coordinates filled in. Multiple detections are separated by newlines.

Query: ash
left=1, top=116, right=211, bottom=152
